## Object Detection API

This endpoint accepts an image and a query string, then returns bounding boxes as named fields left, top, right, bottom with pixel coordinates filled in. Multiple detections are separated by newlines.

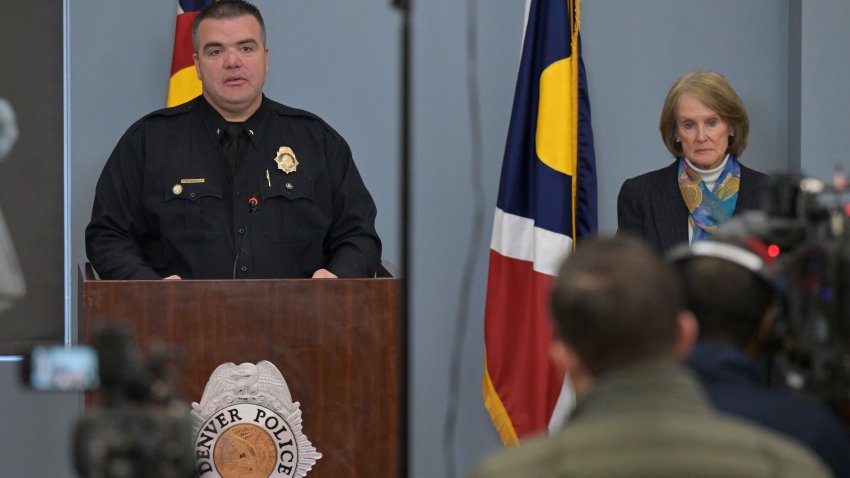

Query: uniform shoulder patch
left=145, top=101, right=194, bottom=119
left=266, top=99, right=341, bottom=139
left=271, top=103, right=321, bottom=122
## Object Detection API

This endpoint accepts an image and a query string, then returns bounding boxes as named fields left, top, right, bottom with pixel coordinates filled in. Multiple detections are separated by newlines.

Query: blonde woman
left=617, top=71, right=767, bottom=253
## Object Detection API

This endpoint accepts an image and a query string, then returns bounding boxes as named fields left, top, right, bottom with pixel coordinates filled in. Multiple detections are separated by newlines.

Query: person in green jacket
left=472, top=236, right=831, bottom=478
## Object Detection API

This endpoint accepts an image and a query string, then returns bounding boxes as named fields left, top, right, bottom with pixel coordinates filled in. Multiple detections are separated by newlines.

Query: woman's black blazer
left=617, top=160, right=767, bottom=253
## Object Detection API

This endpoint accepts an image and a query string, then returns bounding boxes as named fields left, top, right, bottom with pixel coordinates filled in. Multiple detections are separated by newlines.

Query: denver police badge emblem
left=274, top=146, right=299, bottom=174
left=191, top=361, right=322, bottom=478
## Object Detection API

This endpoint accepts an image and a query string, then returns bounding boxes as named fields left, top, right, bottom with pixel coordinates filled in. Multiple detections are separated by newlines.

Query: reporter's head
left=550, top=236, right=696, bottom=382
left=673, top=245, right=775, bottom=354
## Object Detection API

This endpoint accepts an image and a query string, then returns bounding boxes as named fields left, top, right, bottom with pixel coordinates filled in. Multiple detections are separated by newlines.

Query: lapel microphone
left=233, top=197, right=261, bottom=278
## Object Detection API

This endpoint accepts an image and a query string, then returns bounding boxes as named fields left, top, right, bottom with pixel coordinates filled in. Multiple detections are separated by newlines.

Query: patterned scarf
left=678, top=155, right=741, bottom=242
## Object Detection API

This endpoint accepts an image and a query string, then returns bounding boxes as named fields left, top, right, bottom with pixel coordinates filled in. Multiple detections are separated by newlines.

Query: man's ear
left=748, top=304, right=776, bottom=356
left=193, top=52, right=201, bottom=80
left=550, top=339, right=576, bottom=376
left=676, top=310, right=699, bottom=359
left=550, top=339, right=593, bottom=398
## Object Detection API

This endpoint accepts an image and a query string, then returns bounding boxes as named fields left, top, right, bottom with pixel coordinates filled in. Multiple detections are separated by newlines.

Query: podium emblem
left=191, top=361, right=322, bottom=478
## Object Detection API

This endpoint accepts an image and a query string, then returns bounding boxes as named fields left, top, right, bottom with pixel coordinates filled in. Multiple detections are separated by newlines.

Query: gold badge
left=274, top=146, right=299, bottom=174
left=214, top=423, right=277, bottom=477
left=172, top=184, right=183, bottom=195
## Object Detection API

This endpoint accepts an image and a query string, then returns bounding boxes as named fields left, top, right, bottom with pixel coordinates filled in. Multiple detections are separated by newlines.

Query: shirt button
left=189, top=192, right=196, bottom=198
left=240, top=266, right=248, bottom=272
left=238, top=227, right=246, bottom=234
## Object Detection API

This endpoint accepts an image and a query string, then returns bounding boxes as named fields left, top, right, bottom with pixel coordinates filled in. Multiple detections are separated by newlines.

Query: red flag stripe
left=484, top=249, right=563, bottom=441
left=170, top=12, right=199, bottom=76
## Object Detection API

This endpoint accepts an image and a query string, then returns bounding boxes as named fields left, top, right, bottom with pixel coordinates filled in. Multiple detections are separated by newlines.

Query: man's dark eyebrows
left=201, top=38, right=259, bottom=52
left=201, top=41, right=224, bottom=52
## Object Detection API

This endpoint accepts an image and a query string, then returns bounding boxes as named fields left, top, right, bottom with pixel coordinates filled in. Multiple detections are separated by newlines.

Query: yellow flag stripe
left=167, top=65, right=201, bottom=107
left=535, top=58, right=576, bottom=177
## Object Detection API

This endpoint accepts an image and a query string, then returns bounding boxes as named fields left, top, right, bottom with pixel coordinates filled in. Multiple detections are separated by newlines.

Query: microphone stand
left=392, top=1, right=412, bottom=477
left=232, top=199, right=259, bottom=279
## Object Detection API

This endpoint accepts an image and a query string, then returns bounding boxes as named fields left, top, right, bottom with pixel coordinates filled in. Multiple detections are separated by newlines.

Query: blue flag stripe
left=496, top=0, right=576, bottom=237
left=575, top=43, right=598, bottom=237
left=179, top=0, right=213, bottom=13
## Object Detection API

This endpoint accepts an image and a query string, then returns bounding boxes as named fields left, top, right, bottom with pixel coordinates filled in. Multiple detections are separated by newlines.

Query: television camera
left=22, top=326, right=194, bottom=478
left=718, top=171, right=850, bottom=419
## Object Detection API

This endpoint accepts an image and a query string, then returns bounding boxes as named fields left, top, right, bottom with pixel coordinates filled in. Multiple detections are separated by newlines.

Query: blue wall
left=4, top=1, right=849, bottom=477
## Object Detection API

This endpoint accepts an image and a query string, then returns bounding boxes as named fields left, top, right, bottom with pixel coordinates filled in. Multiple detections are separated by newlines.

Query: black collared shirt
left=686, top=343, right=850, bottom=477
left=86, top=95, right=381, bottom=279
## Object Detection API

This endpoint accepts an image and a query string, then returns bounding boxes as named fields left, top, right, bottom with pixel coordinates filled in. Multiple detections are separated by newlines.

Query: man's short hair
left=192, top=0, right=266, bottom=52
left=675, top=255, right=775, bottom=349
left=550, top=236, right=683, bottom=376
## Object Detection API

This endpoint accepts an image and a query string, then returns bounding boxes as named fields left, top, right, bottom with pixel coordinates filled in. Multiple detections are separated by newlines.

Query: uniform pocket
left=161, top=180, right=225, bottom=242
left=257, top=175, right=325, bottom=243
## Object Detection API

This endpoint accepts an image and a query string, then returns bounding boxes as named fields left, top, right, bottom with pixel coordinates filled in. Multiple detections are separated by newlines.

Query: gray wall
left=3, top=1, right=850, bottom=477
left=585, top=0, right=791, bottom=232
left=799, top=0, right=850, bottom=180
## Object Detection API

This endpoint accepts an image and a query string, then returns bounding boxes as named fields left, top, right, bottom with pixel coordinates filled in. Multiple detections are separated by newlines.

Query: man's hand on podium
left=160, top=271, right=339, bottom=279
left=312, top=269, right=338, bottom=279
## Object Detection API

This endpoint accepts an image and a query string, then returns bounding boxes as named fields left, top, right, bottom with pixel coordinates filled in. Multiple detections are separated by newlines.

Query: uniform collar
left=196, top=94, right=271, bottom=151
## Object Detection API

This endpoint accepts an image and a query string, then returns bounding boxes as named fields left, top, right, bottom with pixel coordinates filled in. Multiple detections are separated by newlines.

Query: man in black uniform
left=86, top=0, right=380, bottom=280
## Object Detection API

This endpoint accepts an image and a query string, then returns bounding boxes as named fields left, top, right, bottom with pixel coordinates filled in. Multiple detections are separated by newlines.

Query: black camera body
left=720, top=172, right=850, bottom=417
left=74, top=401, right=194, bottom=478
left=23, top=326, right=195, bottom=478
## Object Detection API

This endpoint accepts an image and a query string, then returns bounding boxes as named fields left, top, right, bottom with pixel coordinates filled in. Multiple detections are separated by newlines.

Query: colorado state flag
left=167, top=0, right=215, bottom=107
left=483, top=0, right=596, bottom=444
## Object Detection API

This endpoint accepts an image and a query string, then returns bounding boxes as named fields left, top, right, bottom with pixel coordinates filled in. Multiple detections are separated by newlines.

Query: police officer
left=86, top=0, right=380, bottom=280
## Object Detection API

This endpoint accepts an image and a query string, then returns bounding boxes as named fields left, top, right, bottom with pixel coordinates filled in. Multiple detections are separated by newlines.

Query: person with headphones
left=672, top=240, right=850, bottom=477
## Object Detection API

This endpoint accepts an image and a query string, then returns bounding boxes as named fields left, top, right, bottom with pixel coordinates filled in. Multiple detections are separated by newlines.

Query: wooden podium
left=78, top=264, right=403, bottom=478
